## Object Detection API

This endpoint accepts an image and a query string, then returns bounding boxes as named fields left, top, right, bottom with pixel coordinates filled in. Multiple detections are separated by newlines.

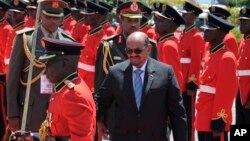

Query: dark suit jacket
left=95, top=58, right=187, bottom=141
left=7, top=25, right=74, bottom=131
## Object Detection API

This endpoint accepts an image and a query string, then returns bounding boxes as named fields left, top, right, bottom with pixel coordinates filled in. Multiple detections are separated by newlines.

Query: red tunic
left=78, top=26, right=107, bottom=92
left=48, top=74, right=96, bottom=141
left=72, top=21, right=90, bottom=44
left=0, top=20, right=12, bottom=73
left=179, top=25, right=205, bottom=91
left=26, top=17, right=35, bottom=28
left=62, top=16, right=76, bottom=36
left=195, top=45, right=237, bottom=131
left=157, top=33, right=183, bottom=90
left=4, top=22, right=26, bottom=74
left=139, top=24, right=156, bottom=40
left=102, top=21, right=115, bottom=37
left=237, top=36, right=250, bottom=105
left=224, top=32, right=238, bottom=56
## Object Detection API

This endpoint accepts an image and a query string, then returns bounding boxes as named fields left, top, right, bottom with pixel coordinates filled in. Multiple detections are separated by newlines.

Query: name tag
left=113, top=56, right=122, bottom=60
left=40, top=75, right=53, bottom=94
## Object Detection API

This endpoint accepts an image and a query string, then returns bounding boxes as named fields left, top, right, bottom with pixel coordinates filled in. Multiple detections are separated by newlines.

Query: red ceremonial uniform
left=48, top=73, right=96, bottom=141
left=62, top=16, right=76, bottom=36
left=26, top=17, right=35, bottom=28
left=72, top=21, right=90, bottom=44
left=102, top=20, right=115, bottom=37
left=224, top=32, right=238, bottom=56
left=140, top=23, right=156, bottom=40
left=179, top=25, right=205, bottom=91
left=237, top=35, right=250, bottom=105
left=78, top=26, right=107, bottom=92
left=195, top=44, right=237, bottom=131
left=0, top=20, right=12, bottom=73
left=157, top=33, right=183, bottom=90
left=4, top=22, right=26, bottom=75
left=115, top=25, right=122, bottom=34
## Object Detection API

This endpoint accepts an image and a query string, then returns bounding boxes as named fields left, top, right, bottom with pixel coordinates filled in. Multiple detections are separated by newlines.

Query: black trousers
left=198, top=131, right=228, bottom=141
left=235, top=92, right=250, bottom=124
left=183, top=92, right=196, bottom=141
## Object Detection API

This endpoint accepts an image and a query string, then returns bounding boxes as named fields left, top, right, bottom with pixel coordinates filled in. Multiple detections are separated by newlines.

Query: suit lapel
left=140, top=58, right=155, bottom=110
left=124, top=63, right=138, bottom=112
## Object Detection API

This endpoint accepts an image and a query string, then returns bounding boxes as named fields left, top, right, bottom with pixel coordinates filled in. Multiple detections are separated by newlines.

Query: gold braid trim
left=39, top=112, right=52, bottom=141
left=22, top=33, right=45, bottom=70
left=102, top=41, right=114, bottom=74
left=20, top=68, right=46, bottom=86
left=212, top=109, right=228, bottom=123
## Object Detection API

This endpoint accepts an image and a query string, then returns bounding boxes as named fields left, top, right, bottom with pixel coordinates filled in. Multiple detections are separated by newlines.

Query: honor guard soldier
left=99, top=1, right=116, bottom=37
left=209, top=5, right=238, bottom=56
left=195, top=13, right=237, bottom=141
left=26, top=0, right=38, bottom=28
left=7, top=0, right=74, bottom=134
left=78, top=0, right=108, bottom=92
left=179, top=1, right=205, bottom=141
left=4, top=0, right=29, bottom=75
left=39, top=38, right=96, bottom=141
left=61, top=0, right=77, bottom=35
left=95, top=0, right=158, bottom=92
left=71, top=1, right=90, bottom=44
left=153, top=3, right=184, bottom=91
left=236, top=7, right=250, bottom=124
left=139, top=4, right=156, bottom=40
left=0, top=0, right=11, bottom=137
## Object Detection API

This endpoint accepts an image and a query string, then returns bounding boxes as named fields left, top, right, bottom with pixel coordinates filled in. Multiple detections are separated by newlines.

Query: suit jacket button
left=137, top=114, right=141, bottom=118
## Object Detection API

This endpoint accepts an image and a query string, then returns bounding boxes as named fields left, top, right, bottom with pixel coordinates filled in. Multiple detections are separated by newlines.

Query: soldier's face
left=240, top=19, right=250, bottom=35
left=154, top=14, right=172, bottom=36
left=120, top=16, right=141, bottom=36
left=203, top=29, right=220, bottom=43
left=0, top=10, right=5, bottom=19
left=45, top=58, right=66, bottom=84
left=40, top=13, right=62, bottom=33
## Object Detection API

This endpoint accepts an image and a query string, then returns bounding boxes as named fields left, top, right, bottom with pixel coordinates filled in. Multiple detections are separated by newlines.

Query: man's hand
left=187, top=90, right=196, bottom=96
left=97, top=121, right=109, bottom=141
left=8, top=117, right=20, bottom=131
left=212, top=130, right=223, bottom=137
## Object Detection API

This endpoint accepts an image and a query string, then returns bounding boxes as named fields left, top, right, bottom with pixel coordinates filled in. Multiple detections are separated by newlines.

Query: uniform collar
left=101, top=20, right=109, bottom=25
left=244, top=34, right=250, bottom=40
left=158, top=33, right=174, bottom=42
left=0, top=18, right=5, bottom=24
left=184, top=24, right=195, bottom=32
left=54, top=72, right=78, bottom=92
left=89, top=25, right=103, bottom=36
left=139, top=22, right=148, bottom=30
left=13, top=21, right=25, bottom=29
left=210, top=42, right=224, bottom=54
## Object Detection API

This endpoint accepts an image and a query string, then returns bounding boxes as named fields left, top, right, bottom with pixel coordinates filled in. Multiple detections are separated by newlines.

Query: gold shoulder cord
left=39, top=112, right=52, bottom=141
left=20, top=33, right=46, bottom=86
left=102, top=41, right=114, bottom=74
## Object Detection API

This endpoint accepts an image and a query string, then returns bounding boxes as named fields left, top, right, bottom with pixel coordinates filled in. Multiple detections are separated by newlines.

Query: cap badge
left=14, top=0, right=19, bottom=6
left=162, top=4, right=167, bottom=11
left=242, top=8, right=246, bottom=14
left=130, top=0, right=138, bottom=11
left=52, top=1, right=59, bottom=8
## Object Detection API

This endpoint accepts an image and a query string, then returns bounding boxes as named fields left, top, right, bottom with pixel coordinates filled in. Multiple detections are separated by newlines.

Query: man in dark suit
left=6, top=0, right=74, bottom=134
left=95, top=31, right=187, bottom=141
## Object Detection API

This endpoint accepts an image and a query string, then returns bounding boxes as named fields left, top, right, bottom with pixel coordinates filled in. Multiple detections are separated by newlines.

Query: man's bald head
left=126, top=31, right=152, bottom=68
left=127, top=31, right=149, bottom=46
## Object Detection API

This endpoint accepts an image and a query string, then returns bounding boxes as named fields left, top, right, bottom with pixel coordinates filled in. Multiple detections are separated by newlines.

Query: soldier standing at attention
left=236, top=7, right=250, bottom=125
left=179, top=1, right=205, bottom=141
left=39, top=37, right=96, bottom=141
left=195, top=13, right=237, bottom=141
left=6, top=0, right=74, bottom=135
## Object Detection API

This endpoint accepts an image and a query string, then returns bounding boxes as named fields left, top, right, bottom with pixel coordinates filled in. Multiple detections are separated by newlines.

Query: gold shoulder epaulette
left=64, top=80, right=75, bottom=89
left=16, top=28, right=34, bottom=35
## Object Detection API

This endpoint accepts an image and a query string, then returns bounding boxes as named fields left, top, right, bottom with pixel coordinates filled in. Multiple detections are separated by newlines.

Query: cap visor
left=121, top=13, right=142, bottom=19
left=38, top=54, right=57, bottom=61
left=42, top=10, right=64, bottom=17
left=239, top=17, right=250, bottom=20
left=200, top=24, right=218, bottom=31
left=153, top=11, right=172, bottom=21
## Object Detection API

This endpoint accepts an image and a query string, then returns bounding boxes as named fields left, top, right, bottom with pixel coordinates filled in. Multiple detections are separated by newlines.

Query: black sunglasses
left=125, top=46, right=146, bottom=54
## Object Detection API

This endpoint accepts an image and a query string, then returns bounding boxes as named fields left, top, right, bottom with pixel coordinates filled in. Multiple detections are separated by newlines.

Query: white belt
left=237, top=70, right=250, bottom=76
left=4, top=58, right=10, bottom=65
left=78, top=62, right=95, bottom=72
left=180, top=58, right=191, bottom=64
left=199, top=85, right=216, bottom=94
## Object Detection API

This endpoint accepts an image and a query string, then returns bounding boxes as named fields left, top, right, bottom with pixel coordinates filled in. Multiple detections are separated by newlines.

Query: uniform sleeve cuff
left=187, top=81, right=198, bottom=91
left=210, top=118, right=226, bottom=132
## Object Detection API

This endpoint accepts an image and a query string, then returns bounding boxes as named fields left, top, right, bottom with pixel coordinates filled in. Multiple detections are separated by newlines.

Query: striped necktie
left=134, top=69, right=143, bottom=109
